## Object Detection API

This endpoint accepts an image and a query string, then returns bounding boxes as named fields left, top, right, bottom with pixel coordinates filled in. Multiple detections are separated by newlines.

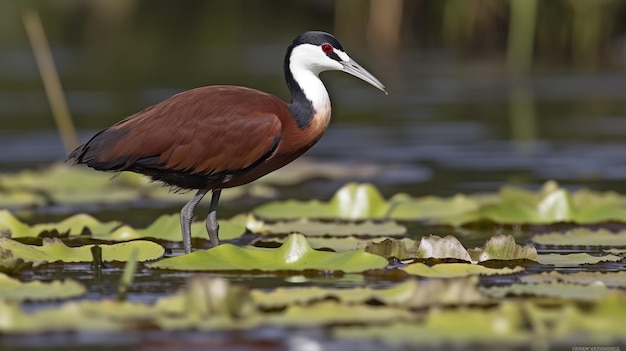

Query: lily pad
left=247, top=217, right=406, bottom=237
left=458, top=181, right=626, bottom=226
left=0, top=163, right=142, bottom=207
left=480, top=282, right=610, bottom=300
left=148, top=233, right=389, bottom=273
left=253, top=277, right=492, bottom=309
left=0, top=237, right=164, bottom=263
left=521, top=271, right=626, bottom=288
left=0, top=272, right=85, bottom=301
left=604, top=248, right=626, bottom=255
left=531, top=228, right=626, bottom=246
left=258, top=236, right=416, bottom=253
left=108, top=214, right=247, bottom=242
left=0, top=248, right=31, bottom=274
left=389, top=193, right=485, bottom=222
left=536, top=253, right=622, bottom=266
left=402, top=262, right=524, bottom=278
left=0, top=299, right=157, bottom=332
left=0, top=163, right=255, bottom=210
left=0, top=210, right=122, bottom=238
left=474, top=235, right=537, bottom=261
left=253, top=183, right=390, bottom=220
left=264, top=300, right=413, bottom=326
left=361, top=238, right=414, bottom=259
left=415, top=235, right=472, bottom=261
left=335, top=302, right=528, bottom=345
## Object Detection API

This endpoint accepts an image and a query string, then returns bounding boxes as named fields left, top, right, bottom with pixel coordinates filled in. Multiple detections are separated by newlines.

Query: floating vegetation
left=1, top=176, right=626, bottom=347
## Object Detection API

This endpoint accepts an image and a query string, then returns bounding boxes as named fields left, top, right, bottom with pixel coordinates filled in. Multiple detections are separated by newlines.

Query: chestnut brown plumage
left=69, top=31, right=386, bottom=254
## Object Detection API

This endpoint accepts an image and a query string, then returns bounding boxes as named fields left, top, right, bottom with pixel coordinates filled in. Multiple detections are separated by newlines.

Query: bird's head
left=286, top=31, right=387, bottom=94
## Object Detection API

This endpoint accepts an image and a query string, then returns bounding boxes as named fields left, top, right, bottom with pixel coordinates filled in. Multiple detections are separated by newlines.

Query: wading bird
left=69, top=31, right=386, bottom=254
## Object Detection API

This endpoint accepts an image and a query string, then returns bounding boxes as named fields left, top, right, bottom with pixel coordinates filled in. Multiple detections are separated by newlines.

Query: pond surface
left=3, top=47, right=626, bottom=195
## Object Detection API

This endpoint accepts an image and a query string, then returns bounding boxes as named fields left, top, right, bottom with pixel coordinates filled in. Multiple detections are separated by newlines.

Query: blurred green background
left=1, top=0, right=626, bottom=195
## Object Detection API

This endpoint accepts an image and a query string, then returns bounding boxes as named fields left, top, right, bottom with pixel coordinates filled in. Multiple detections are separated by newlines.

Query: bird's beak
left=341, top=59, right=387, bottom=94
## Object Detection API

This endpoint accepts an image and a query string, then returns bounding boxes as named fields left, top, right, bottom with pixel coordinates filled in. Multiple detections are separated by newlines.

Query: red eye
left=321, top=43, right=334, bottom=53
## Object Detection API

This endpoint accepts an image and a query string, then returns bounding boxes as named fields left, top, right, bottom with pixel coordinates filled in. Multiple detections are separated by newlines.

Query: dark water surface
left=2, top=48, right=626, bottom=195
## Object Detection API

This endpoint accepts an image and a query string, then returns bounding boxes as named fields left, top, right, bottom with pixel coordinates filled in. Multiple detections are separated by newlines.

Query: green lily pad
left=0, top=210, right=122, bottom=238
left=0, top=272, right=85, bottom=301
left=0, top=163, right=142, bottom=206
left=0, top=189, right=46, bottom=208
left=335, top=302, right=528, bottom=345
left=253, top=277, right=492, bottom=309
left=451, top=181, right=626, bottom=226
left=531, top=228, right=626, bottom=246
left=251, top=279, right=416, bottom=308
left=403, top=262, right=524, bottom=278
left=1, top=210, right=246, bottom=243
left=247, top=217, right=406, bottom=237
left=258, top=236, right=416, bottom=253
left=0, top=298, right=158, bottom=332
left=253, top=183, right=390, bottom=220
left=521, top=271, right=626, bottom=288
left=264, top=300, right=414, bottom=327
left=536, top=253, right=622, bottom=266
left=155, top=275, right=256, bottom=319
left=0, top=237, right=164, bottom=263
left=148, top=233, right=389, bottom=273
left=0, top=164, right=254, bottom=210
left=389, top=193, right=485, bottom=222
left=108, top=214, right=247, bottom=242
left=480, top=282, right=610, bottom=300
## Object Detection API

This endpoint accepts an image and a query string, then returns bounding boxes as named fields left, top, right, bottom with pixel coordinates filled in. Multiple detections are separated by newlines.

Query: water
left=2, top=38, right=626, bottom=350
left=3, top=51, right=626, bottom=192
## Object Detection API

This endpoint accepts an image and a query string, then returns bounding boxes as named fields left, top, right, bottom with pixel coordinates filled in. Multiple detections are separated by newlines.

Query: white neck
left=289, top=65, right=331, bottom=118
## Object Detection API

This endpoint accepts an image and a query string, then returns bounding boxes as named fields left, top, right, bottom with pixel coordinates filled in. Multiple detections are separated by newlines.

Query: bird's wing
left=73, top=86, right=285, bottom=177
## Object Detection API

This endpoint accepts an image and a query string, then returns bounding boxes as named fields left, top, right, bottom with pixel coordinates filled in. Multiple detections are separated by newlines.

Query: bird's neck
left=285, top=65, right=331, bottom=131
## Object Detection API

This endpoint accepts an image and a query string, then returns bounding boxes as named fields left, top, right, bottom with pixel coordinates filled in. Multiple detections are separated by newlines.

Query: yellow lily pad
left=536, top=253, right=622, bottom=266
left=0, top=299, right=154, bottom=332
left=531, top=228, right=626, bottom=246
left=264, top=300, right=414, bottom=326
left=252, top=277, right=492, bottom=309
left=335, top=302, right=528, bottom=345
left=521, top=271, right=626, bottom=288
left=402, top=262, right=524, bottom=278
left=480, top=281, right=610, bottom=300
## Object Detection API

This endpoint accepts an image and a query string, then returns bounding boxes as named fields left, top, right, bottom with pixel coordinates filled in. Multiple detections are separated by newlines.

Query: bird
left=69, top=31, right=386, bottom=254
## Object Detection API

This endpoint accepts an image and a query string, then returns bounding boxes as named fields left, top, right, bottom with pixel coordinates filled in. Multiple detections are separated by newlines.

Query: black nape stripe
left=283, top=31, right=343, bottom=130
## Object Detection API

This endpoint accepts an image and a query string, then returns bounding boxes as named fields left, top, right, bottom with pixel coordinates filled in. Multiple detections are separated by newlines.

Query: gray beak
left=341, top=59, right=387, bottom=94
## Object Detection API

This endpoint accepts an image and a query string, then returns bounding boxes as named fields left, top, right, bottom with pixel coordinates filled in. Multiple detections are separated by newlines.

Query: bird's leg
left=180, top=189, right=209, bottom=254
left=206, top=189, right=222, bottom=248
